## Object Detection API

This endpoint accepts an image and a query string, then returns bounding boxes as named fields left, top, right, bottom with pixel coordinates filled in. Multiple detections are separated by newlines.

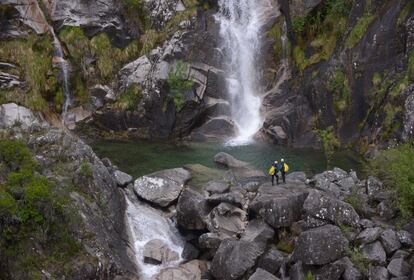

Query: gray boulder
left=292, top=225, right=349, bottom=265
left=241, top=219, right=275, bottom=247
left=361, top=241, right=387, bottom=265
left=356, top=227, right=383, bottom=244
left=303, top=190, right=360, bottom=227
left=211, top=239, right=265, bottom=280
left=151, top=259, right=208, bottom=280
left=143, top=239, right=179, bottom=265
left=314, top=262, right=344, bottom=280
left=366, top=176, right=384, bottom=198
left=113, top=170, right=133, bottom=187
left=207, top=191, right=246, bottom=208
left=214, top=152, right=248, bottom=168
left=286, top=172, right=307, bottom=183
left=367, top=266, right=390, bottom=280
left=258, top=245, right=286, bottom=275
left=134, top=168, right=191, bottom=207
left=206, top=202, right=247, bottom=236
left=177, top=188, right=209, bottom=230
left=248, top=268, right=279, bottom=280
left=205, top=180, right=230, bottom=194
left=380, top=229, right=402, bottom=255
left=250, top=183, right=308, bottom=229
left=334, top=257, right=362, bottom=280
left=198, top=232, right=232, bottom=249
left=387, top=258, right=411, bottom=278
left=0, top=103, right=44, bottom=129
left=397, top=230, right=413, bottom=246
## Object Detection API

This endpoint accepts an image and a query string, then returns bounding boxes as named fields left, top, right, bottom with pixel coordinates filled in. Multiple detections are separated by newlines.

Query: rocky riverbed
left=3, top=103, right=413, bottom=280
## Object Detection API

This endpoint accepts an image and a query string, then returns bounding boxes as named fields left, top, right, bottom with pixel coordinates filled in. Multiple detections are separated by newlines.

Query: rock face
left=292, top=225, right=349, bottom=265
left=133, top=168, right=191, bottom=207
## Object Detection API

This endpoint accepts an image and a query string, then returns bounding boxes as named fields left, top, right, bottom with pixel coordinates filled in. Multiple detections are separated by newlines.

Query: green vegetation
left=316, top=126, right=340, bottom=165
left=327, top=70, right=350, bottom=115
left=292, top=0, right=352, bottom=72
left=167, top=61, right=194, bottom=111
left=79, top=160, right=93, bottom=178
left=398, top=1, right=414, bottom=26
left=0, top=35, right=58, bottom=111
left=367, top=144, right=414, bottom=219
left=408, top=51, right=414, bottom=82
left=345, top=14, right=376, bottom=49
left=0, top=139, right=82, bottom=278
left=305, top=271, right=314, bottom=280
left=116, top=84, right=143, bottom=111
left=344, top=192, right=365, bottom=216
left=347, top=247, right=371, bottom=273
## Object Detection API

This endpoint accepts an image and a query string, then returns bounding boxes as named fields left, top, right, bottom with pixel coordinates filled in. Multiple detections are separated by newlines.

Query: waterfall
left=51, top=30, right=72, bottom=113
left=125, top=196, right=184, bottom=279
left=216, top=0, right=276, bottom=145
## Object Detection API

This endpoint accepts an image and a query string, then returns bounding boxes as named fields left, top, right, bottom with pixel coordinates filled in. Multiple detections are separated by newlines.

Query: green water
left=92, top=140, right=364, bottom=179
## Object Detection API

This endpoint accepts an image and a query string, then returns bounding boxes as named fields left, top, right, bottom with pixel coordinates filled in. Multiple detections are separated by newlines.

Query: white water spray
left=216, top=0, right=276, bottom=145
left=125, top=197, right=184, bottom=279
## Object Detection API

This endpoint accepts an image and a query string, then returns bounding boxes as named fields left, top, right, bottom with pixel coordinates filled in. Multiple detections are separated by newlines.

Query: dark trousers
left=271, top=174, right=279, bottom=186
left=281, top=171, right=286, bottom=183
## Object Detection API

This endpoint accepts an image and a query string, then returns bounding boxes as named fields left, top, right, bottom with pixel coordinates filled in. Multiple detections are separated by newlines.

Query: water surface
left=92, top=140, right=363, bottom=179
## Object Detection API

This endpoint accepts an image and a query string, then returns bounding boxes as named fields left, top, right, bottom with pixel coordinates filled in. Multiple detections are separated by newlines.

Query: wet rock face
left=133, top=168, right=191, bottom=207
left=292, top=225, right=349, bottom=265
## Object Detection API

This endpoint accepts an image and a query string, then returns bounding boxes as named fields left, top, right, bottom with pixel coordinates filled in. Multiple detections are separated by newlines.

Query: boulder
left=207, top=191, right=246, bottom=208
left=113, top=170, right=133, bottom=187
left=290, top=262, right=305, bottom=280
left=359, top=219, right=375, bottom=228
left=314, top=262, right=344, bottom=280
left=387, top=258, right=411, bottom=278
left=367, top=266, right=389, bottom=280
left=198, top=232, right=232, bottom=249
left=211, top=239, right=265, bottom=280
left=292, top=225, right=349, bottom=265
left=120, top=55, right=153, bottom=88
left=380, top=229, right=402, bottom=255
left=336, top=176, right=356, bottom=193
left=377, top=201, right=397, bottom=220
left=250, top=183, right=308, bottom=229
left=181, top=242, right=199, bottom=261
left=257, top=245, right=286, bottom=275
left=177, top=188, right=210, bottom=230
left=248, top=268, right=279, bottom=280
left=356, top=227, right=383, bottom=244
left=213, top=152, right=248, bottom=168
left=151, top=260, right=208, bottom=280
left=143, top=239, right=179, bottom=265
left=361, top=241, right=387, bottom=265
left=241, top=219, right=275, bottom=248
left=0, top=103, right=44, bottom=129
left=303, top=190, right=360, bottom=227
left=134, top=168, right=191, bottom=207
left=397, top=230, right=413, bottom=247
left=286, top=171, right=307, bottom=183
left=206, top=202, right=247, bottom=236
left=366, top=176, right=384, bottom=198
left=334, top=257, right=362, bottom=280
left=204, top=180, right=230, bottom=194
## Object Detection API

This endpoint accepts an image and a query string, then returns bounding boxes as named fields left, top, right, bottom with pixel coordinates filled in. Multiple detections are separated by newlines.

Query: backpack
left=284, top=163, right=289, bottom=173
left=268, top=166, right=276, bottom=176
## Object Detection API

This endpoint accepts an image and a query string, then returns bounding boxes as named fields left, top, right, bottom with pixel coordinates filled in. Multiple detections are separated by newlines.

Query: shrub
left=305, top=271, right=314, bottom=280
left=367, top=144, right=414, bottom=219
left=116, top=84, right=142, bottom=111
left=167, top=61, right=194, bottom=111
left=345, top=14, right=376, bottom=49
left=79, top=160, right=93, bottom=178
left=327, top=70, right=350, bottom=114
left=316, top=126, right=340, bottom=165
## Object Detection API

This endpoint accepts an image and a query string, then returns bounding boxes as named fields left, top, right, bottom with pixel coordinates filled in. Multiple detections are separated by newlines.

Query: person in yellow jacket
left=279, top=158, right=289, bottom=184
left=269, top=160, right=280, bottom=186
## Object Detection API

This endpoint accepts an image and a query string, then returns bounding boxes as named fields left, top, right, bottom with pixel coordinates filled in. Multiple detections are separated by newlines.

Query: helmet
left=274, top=160, right=278, bottom=164
left=281, top=158, right=284, bottom=162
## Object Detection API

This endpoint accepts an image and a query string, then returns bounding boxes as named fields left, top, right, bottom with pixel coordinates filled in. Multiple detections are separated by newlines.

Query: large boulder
left=380, top=229, right=402, bottom=255
left=334, top=257, right=362, bottom=280
left=0, top=103, right=44, bottom=129
left=250, top=183, right=308, bottom=229
left=211, top=239, right=265, bottom=280
left=213, top=152, right=248, bottom=168
left=303, top=190, right=360, bottom=227
left=143, top=239, right=179, bottom=265
left=177, top=188, right=210, bottom=230
left=257, top=245, right=286, bottom=275
left=206, top=202, right=248, bottom=236
left=387, top=258, right=411, bottom=278
left=241, top=219, right=275, bottom=248
left=356, top=227, right=383, bottom=244
left=151, top=260, right=208, bottom=280
left=133, top=168, right=191, bottom=207
left=367, top=266, right=389, bottom=280
left=248, top=268, right=280, bottom=280
left=292, top=225, right=349, bottom=265
left=361, top=241, right=387, bottom=265
left=113, top=170, right=133, bottom=187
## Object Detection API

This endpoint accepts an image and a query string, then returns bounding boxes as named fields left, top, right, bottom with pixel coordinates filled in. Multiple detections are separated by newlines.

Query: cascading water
left=51, top=30, right=72, bottom=114
left=125, top=196, right=184, bottom=279
left=216, top=0, right=276, bottom=145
